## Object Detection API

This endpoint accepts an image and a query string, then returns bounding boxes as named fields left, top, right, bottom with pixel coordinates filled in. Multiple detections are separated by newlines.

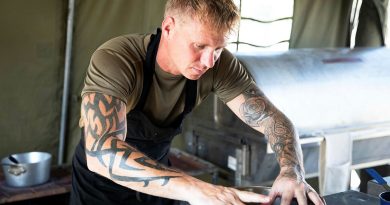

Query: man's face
left=161, top=16, right=228, bottom=80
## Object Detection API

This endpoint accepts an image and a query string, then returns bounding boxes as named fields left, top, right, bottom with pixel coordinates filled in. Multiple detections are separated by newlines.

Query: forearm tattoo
left=239, top=86, right=304, bottom=180
left=82, top=93, right=179, bottom=187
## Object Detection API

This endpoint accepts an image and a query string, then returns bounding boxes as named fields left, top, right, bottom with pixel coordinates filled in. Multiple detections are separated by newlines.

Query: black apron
left=70, top=28, right=197, bottom=205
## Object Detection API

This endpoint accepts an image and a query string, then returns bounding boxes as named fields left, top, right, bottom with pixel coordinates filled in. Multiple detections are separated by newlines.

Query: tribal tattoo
left=239, top=86, right=304, bottom=180
left=82, top=93, right=179, bottom=187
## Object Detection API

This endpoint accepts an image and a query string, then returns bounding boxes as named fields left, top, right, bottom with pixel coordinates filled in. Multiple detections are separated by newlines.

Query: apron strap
left=170, top=79, right=197, bottom=128
left=134, top=28, right=197, bottom=127
left=135, top=28, right=162, bottom=111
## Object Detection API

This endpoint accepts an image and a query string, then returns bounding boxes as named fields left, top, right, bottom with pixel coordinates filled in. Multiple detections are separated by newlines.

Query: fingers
left=224, top=199, right=245, bottom=205
left=280, top=189, right=294, bottom=205
left=208, top=187, right=248, bottom=205
left=215, top=188, right=245, bottom=205
left=190, top=184, right=269, bottom=205
left=307, top=191, right=326, bottom=205
left=232, top=189, right=270, bottom=204
left=268, top=191, right=278, bottom=204
left=233, top=201, right=245, bottom=205
left=305, top=184, right=325, bottom=205
left=294, top=188, right=307, bottom=205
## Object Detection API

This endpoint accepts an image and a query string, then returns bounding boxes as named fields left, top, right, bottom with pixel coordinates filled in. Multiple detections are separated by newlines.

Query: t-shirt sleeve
left=212, top=49, right=254, bottom=103
left=81, top=48, right=139, bottom=104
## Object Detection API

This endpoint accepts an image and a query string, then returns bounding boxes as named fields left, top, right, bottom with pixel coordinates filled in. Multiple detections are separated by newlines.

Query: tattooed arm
left=81, top=92, right=269, bottom=204
left=226, top=84, right=324, bottom=205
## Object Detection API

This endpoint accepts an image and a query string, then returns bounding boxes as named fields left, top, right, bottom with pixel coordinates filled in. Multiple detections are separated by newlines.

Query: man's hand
left=188, top=181, right=270, bottom=205
left=269, top=168, right=325, bottom=205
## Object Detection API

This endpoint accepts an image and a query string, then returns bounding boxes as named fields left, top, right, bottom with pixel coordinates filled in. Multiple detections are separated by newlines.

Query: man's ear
left=161, top=16, right=175, bottom=39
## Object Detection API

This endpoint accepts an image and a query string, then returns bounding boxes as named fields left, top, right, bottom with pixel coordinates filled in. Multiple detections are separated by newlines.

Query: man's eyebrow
left=195, top=40, right=226, bottom=49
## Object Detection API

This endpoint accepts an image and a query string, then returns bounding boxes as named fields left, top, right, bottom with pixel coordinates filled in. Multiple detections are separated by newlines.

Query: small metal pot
left=1, top=152, right=51, bottom=187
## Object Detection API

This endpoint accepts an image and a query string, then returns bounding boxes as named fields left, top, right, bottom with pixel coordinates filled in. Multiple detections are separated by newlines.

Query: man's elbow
left=85, top=153, right=106, bottom=175
left=83, top=139, right=105, bottom=174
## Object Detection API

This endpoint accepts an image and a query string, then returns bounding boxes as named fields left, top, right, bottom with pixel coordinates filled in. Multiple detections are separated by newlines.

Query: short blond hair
left=165, top=0, right=240, bottom=33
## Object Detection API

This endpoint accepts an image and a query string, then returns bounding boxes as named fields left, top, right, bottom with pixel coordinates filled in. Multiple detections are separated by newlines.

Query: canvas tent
left=0, top=0, right=387, bottom=165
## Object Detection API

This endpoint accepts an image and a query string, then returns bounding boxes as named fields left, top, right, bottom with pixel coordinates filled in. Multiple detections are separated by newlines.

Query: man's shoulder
left=96, top=33, right=151, bottom=57
left=213, top=48, right=240, bottom=71
left=220, top=48, right=236, bottom=60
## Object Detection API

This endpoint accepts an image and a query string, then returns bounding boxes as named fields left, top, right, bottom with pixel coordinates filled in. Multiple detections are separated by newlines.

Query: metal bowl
left=1, top=152, right=51, bottom=187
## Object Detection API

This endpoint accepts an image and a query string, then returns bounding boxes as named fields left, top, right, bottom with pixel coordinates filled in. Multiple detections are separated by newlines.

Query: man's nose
left=200, top=50, right=216, bottom=68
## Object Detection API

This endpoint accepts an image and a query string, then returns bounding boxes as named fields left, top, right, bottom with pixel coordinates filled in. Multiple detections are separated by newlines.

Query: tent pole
left=58, top=0, right=75, bottom=165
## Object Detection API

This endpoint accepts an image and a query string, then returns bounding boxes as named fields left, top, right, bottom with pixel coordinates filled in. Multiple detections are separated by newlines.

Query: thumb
left=233, top=189, right=270, bottom=203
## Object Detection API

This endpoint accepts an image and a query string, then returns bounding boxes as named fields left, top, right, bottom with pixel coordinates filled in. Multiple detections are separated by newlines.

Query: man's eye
left=195, top=44, right=205, bottom=49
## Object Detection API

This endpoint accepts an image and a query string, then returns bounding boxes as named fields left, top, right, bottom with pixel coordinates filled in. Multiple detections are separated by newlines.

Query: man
left=70, top=0, right=325, bottom=204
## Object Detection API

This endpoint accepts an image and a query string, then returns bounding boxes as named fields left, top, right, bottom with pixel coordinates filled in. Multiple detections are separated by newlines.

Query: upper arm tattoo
left=239, top=88, right=275, bottom=127
left=238, top=86, right=303, bottom=176
left=81, top=93, right=179, bottom=187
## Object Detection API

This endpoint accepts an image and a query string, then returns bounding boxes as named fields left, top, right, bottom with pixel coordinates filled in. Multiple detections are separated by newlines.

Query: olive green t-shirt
left=82, top=32, right=254, bottom=127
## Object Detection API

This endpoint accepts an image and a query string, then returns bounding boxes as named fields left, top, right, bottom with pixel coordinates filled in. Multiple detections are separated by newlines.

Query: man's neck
left=156, top=39, right=180, bottom=76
